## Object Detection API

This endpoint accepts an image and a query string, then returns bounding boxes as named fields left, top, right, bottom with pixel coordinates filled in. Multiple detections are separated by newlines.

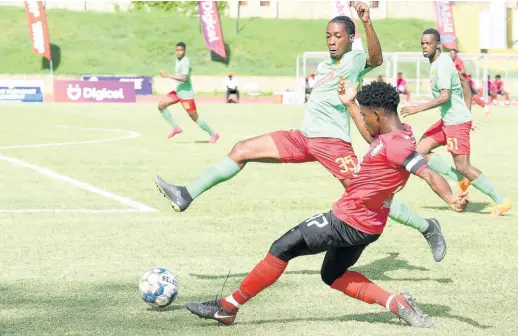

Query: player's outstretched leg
left=158, top=96, right=182, bottom=139
left=186, top=222, right=310, bottom=325
left=155, top=134, right=281, bottom=212
left=389, top=200, right=446, bottom=262
left=452, top=155, right=511, bottom=216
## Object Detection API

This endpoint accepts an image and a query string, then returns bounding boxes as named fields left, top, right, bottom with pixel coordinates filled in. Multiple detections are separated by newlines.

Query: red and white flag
left=434, top=1, right=458, bottom=50
left=199, top=1, right=227, bottom=59
left=24, top=0, right=51, bottom=60
left=330, top=0, right=363, bottom=50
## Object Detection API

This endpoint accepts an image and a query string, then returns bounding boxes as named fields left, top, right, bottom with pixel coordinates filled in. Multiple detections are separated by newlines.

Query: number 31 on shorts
left=335, top=155, right=356, bottom=173
left=447, top=137, right=458, bottom=151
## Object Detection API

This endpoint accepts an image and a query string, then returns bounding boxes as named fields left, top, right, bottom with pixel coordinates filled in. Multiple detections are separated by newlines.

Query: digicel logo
left=201, top=2, right=220, bottom=43
left=66, top=84, right=125, bottom=101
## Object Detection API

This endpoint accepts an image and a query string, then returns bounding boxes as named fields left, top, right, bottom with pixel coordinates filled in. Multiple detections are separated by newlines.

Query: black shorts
left=298, top=210, right=380, bottom=254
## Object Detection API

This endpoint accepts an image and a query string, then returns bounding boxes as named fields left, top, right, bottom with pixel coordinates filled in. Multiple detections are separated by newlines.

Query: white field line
left=0, top=125, right=140, bottom=149
left=0, top=124, right=158, bottom=213
left=0, top=209, right=143, bottom=213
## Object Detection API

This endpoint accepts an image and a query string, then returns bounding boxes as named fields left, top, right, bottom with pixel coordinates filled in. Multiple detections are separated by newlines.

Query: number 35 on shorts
left=335, top=155, right=357, bottom=173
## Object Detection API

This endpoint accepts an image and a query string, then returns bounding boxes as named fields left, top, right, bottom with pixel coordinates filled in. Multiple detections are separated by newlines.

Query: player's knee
left=268, top=238, right=292, bottom=262
left=158, top=100, right=168, bottom=111
left=320, top=266, right=344, bottom=287
left=454, top=162, right=470, bottom=176
left=229, top=141, right=252, bottom=162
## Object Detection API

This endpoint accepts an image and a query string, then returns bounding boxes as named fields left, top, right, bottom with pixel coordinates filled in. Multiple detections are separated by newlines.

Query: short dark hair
left=329, top=16, right=355, bottom=36
left=451, top=48, right=458, bottom=53
left=422, top=28, right=441, bottom=43
left=398, top=72, right=403, bottom=75
left=176, top=42, right=186, bottom=49
left=496, top=74, right=501, bottom=79
left=357, top=81, right=400, bottom=114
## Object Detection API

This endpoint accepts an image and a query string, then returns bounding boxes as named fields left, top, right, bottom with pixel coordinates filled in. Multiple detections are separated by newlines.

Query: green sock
left=196, top=118, right=215, bottom=136
left=471, top=173, right=505, bottom=204
left=428, top=154, right=463, bottom=182
left=186, top=156, right=241, bottom=199
left=159, top=108, right=178, bottom=128
left=389, top=199, right=429, bottom=233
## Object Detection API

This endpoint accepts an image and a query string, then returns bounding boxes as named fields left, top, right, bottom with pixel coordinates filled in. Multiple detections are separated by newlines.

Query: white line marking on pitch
left=0, top=155, right=157, bottom=213
left=0, top=209, right=143, bottom=213
left=0, top=125, right=141, bottom=149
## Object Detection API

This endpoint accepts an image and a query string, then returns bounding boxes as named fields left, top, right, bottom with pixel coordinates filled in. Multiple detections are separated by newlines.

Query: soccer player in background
left=449, top=49, right=486, bottom=110
left=157, top=42, right=219, bottom=143
left=185, top=81, right=469, bottom=328
left=156, top=3, right=448, bottom=262
left=492, top=75, right=510, bottom=105
left=396, top=72, right=411, bottom=103
left=401, top=29, right=511, bottom=216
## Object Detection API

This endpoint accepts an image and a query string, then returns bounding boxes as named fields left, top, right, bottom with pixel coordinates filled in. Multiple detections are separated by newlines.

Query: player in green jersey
left=158, top=42, right=219, bottom=143
left=401, top=29, right=511, bottom=216
left=156, top=3, right=447, bottom=261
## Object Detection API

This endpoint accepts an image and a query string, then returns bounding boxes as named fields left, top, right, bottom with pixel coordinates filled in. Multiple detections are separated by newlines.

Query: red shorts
left=423, top=119, right=472, bottom=154
left=167, top=91, right=197, bottom=113
left=270, top=130, right=358, bottom=181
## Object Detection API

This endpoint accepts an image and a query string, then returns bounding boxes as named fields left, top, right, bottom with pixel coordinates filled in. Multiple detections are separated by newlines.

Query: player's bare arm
left=353, top=1, right=383, bottom=67
left=400, top=89, right=450, bottom=117
left=458, top=74, right=473, bottom=111
left=417, top=166, right=469, bottom=212
left=338, top=76, right=374, bottom=143
left=160, top=71, right=187, bottom=82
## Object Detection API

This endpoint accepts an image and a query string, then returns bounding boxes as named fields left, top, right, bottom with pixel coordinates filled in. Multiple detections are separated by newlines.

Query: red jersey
left=453, top=57, right=465, bottom=73
left=332, top=125, right=428, bottom=235
left=493, top=80, right=504, bottom=91
left=396, top=78, right=406, bottom=90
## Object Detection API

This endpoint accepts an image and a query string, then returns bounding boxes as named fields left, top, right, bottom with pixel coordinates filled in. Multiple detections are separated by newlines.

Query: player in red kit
left=185, top=81, right=468, bottom=328
left=450, top=49, right=486, bottom=110
left=492, top=75, right=510, bottom=105
left=397, top=72, right=411, bottom=103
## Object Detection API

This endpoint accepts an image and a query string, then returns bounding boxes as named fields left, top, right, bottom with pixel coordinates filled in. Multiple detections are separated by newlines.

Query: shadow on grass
left=423, top=201, right=491, bottom=214
left=234, top=302, right=491, bottom=329
left=190, top=252, right=453, bottom=284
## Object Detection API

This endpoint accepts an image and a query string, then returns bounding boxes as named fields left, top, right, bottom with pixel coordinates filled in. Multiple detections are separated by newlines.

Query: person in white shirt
left=225, top=73, right=240, bottom=103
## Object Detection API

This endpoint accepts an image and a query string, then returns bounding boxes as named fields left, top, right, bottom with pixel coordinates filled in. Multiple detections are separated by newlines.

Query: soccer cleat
left=154, top=175, right=193, bottom=212
left=185, top=300, right=237, bottom=326
left=422, top=218, right=446, bottom=262
left=490, top=198, right=512, bottom=216
left=168, top=126, right=183, bottom=139
left=210, top=132, right=220, bottom=144
left=458, top=177, right=471, bottom=193
left=395, top=292, right=434, bottom=328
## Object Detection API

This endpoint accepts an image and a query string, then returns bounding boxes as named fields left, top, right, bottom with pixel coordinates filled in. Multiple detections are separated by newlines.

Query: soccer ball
left=139, top=268, right=178, bottom=308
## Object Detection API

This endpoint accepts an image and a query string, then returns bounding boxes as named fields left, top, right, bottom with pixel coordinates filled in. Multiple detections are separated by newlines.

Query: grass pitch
left=0, top=102, right=517, bottom=335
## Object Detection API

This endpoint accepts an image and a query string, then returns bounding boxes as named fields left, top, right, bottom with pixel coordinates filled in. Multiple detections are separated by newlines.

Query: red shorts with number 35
left=167, top=91, right=197, bottom=113
left=270, top=130, right=358, bottom=181
left=423, top=119, right=472, bottom=155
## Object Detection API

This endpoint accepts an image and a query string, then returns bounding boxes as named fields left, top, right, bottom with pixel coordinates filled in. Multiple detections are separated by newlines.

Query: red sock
left=331, top=271, right=409, bottom=314
left=221, top=253, right=287, bottom=312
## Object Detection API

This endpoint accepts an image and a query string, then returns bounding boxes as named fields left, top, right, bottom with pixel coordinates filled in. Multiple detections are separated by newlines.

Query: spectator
left=225, top=73, right=240, bottom=103
left=377, top=75, right=384, bottom=82
left=305, top=72, right=315, bottom=103
left=396, top=72, right=411, bottom=103
left=478, top=75, right=496, bottom=104
left=492, top=74, right=510, bottom=105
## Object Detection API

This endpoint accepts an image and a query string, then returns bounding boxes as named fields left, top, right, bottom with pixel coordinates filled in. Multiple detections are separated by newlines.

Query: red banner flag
left=199, top=1, right=227, bottom=59
left=24, top=1, right=51, bottom=60
left=434, top=1, right=458, bottom=50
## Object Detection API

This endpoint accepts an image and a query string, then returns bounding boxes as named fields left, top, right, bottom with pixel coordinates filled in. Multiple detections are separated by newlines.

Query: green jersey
left=300, top=50, right=371, bottom=143
left=430, top=53, right=471, bottom=125
left=175, top=56, right=195, bottom=99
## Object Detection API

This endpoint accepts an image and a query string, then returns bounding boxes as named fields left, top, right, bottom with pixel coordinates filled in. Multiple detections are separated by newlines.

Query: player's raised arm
left=338, top=77, right=374, bottom=143
left=353, top=1, right=382, bottom=67
left=417, top=166, right=469, bottom=212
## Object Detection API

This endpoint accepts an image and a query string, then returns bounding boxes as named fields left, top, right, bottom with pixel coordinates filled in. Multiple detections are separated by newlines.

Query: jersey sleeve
left=384, top=136, right=428, bottom=175
left=436, top=57, right=453, bottom=90
left=178, top=59, right=190, bottom=76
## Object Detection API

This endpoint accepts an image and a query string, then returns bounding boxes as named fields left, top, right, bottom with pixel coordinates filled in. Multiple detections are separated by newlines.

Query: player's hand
left=337, top=76, right=358, bottom=105
left=351, top=1, right=371, bottom=23
left=449, top=191, right=469, bottom=213
left=471, top=121, right=482, bottom=132
left=160, top=72, right=169, bottom=78
left=400, top=106, right=419, bottom=118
